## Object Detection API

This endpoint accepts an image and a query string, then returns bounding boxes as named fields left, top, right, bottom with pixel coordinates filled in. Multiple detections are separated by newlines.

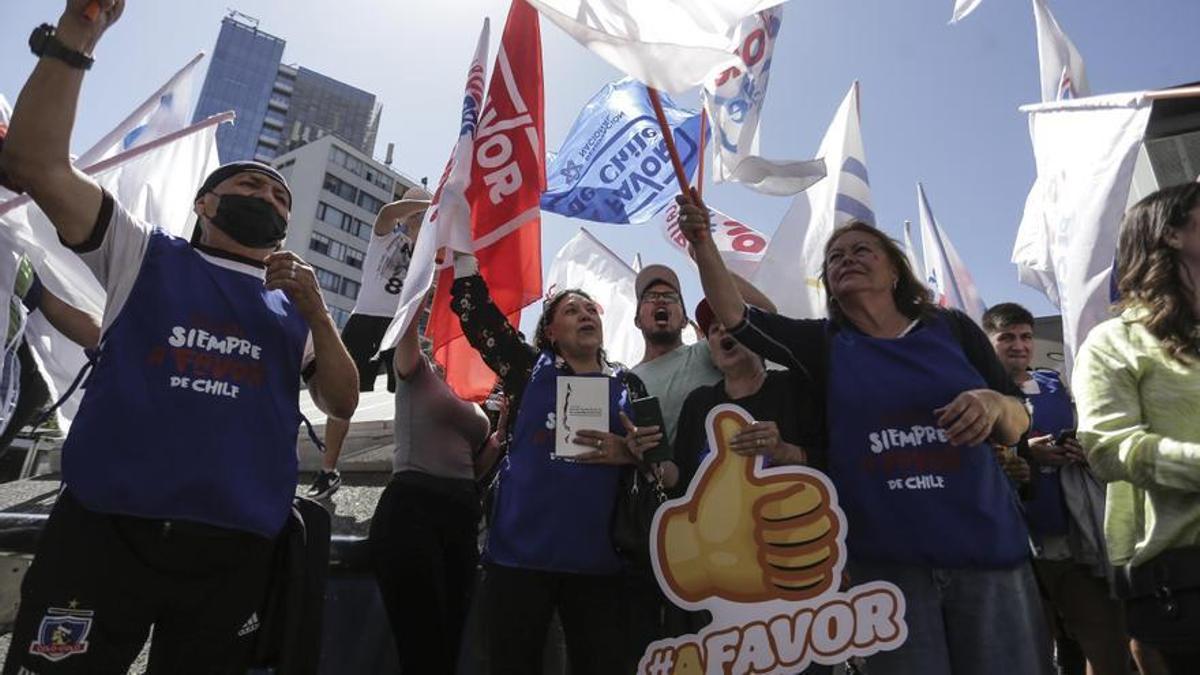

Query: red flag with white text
left=428, top=0, right=545, bottom=400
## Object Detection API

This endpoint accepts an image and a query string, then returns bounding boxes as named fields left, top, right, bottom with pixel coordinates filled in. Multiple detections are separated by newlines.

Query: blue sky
left=3, top=0, right=1198, bottom=326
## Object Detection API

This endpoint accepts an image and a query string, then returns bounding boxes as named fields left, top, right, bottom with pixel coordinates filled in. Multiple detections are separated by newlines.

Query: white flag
left=917, top=183, right=986, bottom=322
left=750, top=82, right=872, bottom=319
left=75, top=53, right=204, bottom=168
left=657, top=200, right=769, bottom=279
left=1032, top=0, right=1088, bottom=103
left=0, top=93, right=13, bottom=203
left=902, top=220, right=923, bottom=282
left=1013, top=92, right=1152, bottom=374
left=527, top=0, right=786, bottom=94
left=0, top=113, right=227, bottom=425
left=382, top=20, right=490, bottom=350
left=703, top=6, right=825, bottom=195
left=546, top=228, right=642, bottom=366
left=950, top=0, right=983, bottom=23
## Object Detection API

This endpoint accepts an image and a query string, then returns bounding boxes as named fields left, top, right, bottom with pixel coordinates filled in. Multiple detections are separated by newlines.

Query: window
left=349, top=218, right=371, bottom=241
left=330, top=146, right=365, bottom=177
left=357, top=191, right=384, bottom=214
left=341, top=278, right=361, bottom=300
left=323, top=173, right=357, bottom=203
left=327, top=240, right=347, bottom=262
left=365, top=169, right=393, bottom=192
left=313, top=267, right=340, bottom=293
left=309, top=232, right=332, bottom=256
left=344, top=247, right=364, bottom=269
left=329, top=306, right=350, bottom=329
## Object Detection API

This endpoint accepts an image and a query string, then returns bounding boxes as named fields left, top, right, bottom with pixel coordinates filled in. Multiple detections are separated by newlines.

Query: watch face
left=29, top=25, right=52, bottom=54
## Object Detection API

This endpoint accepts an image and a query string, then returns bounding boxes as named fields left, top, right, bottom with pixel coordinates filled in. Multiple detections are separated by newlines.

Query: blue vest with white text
left=827, top=316, right=1030, bottom=568
left=1024, top=369, right=1075, bottom=536
left=62, top=231, right=308, bottom=538
left=486, top=352, right=632, bottom=575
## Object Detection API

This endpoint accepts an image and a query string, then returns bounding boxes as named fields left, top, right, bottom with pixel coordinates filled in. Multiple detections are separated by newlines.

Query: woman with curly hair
left=448, top=252, right=665, bottom=674
left=1074, top=181, right=1200, bottom=673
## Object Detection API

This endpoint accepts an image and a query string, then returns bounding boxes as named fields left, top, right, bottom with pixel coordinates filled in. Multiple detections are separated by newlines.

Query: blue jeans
left=850, top=559, right=1053, bottom=675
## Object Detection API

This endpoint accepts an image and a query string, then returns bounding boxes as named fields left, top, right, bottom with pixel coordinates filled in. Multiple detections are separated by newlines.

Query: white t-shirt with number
left=352, top=226, right=412, bottom=318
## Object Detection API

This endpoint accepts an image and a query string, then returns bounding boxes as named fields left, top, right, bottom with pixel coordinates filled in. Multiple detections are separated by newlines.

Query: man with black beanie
left=0, top=2, right=359, bottom=672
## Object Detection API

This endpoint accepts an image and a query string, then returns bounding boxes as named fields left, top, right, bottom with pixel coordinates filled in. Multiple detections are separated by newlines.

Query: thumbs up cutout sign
left=653, top=404, right=843, bottom=606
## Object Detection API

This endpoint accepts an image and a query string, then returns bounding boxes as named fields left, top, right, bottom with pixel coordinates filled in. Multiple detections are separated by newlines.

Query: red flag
left=428, top=0, right=545, bottom=400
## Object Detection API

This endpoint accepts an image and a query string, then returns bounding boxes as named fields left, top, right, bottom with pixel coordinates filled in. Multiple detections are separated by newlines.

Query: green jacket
left=1074, top=309, right=1200, bottom=567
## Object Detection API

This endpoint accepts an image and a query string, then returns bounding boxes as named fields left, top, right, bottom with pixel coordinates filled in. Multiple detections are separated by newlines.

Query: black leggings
left=368, top=472, right=480, bottom=675
left=481, top=562, right=626, bottom=675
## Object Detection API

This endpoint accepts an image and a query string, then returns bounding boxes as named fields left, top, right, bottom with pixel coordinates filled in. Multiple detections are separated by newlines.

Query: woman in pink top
left=367, top=291, right=502, bottom=675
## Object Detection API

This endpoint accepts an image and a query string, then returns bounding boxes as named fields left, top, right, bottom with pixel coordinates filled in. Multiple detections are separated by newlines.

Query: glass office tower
left=194, top=12, right=381, bottom=163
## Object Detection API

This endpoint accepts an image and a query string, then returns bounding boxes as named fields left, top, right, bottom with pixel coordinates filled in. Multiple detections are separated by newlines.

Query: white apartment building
left=273, top=135, right=420, bottom=328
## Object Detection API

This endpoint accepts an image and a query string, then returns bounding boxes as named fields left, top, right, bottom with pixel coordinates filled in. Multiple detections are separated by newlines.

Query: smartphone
left=1055, top=429, right=1077, bottom=445
left=631, top=396, right=672, bottom=463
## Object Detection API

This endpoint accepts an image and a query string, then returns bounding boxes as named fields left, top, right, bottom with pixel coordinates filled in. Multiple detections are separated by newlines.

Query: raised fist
left=59, top=1, right=125, bottom=53
left=655, top=405, right=841, bottom=605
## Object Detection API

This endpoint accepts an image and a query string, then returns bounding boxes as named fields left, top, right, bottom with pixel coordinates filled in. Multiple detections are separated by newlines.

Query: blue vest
left=1024, top=369, right=1075, bottom=536
left=486, top=352, right=631, bottom=575
left=827, top=316, right=1030, bottom=568
left=63, top=231, right=309, bottom=538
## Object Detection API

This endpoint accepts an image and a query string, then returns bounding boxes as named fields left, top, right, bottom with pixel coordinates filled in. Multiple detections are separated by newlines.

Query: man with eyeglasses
left=630, top=264, right=775, bottom=447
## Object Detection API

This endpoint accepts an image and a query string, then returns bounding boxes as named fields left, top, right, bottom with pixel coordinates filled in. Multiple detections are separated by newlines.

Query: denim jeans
left=850, top=559, right=1054, bottom=675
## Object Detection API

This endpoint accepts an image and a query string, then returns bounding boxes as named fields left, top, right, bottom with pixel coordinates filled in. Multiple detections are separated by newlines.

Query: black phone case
left=631, top=397, right=672, bottom=463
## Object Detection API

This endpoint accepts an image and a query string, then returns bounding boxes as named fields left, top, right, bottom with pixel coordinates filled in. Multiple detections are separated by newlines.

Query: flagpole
left=647, top=88, right=695, bottom=201
left=1145, top=86, right=1200, bottom=101
left=0, top=112, right=235, bottom=219
left=697, top=108, right=708, bottom=201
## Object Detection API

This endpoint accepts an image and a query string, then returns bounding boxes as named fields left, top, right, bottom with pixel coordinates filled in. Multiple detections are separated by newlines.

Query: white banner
left=0, top=114, right=227, bottom=424
left=527, top=0, right=787, bottom=94
left=1012, top=93, right=1152, bottom=374
left=917, top=183, right=986, bottom=322
left=75, top=53, right=205, bottom=167
left=750, top=82, right=872, bottom=319
left=383, top=20, right=490, bottom=351
left=950, top=0, right=983, bottom=23
left=545, top=228, right=642, bottom=367
left=1033, top=0, right=1088, bottom=103
left=902, top=220, right=923, bottom=282
left=703, top=7, right=825, bottom=196
left=658, top=200, right=768, bottom=279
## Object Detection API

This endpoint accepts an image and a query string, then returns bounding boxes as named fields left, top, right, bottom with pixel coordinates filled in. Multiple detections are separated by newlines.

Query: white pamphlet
left=555, top=376, right=610, bottom=459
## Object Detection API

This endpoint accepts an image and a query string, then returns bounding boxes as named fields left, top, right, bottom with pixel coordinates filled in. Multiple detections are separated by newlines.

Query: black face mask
left=209, top=194, right=288, bottom=248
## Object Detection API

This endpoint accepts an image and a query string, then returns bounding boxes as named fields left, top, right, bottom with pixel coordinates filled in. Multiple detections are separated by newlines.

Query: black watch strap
left=29, top=24, right=94, bottom=71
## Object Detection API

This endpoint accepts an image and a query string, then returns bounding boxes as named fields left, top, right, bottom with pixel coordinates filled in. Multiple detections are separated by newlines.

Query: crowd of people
left=0, top=2, right=1198, bottom=675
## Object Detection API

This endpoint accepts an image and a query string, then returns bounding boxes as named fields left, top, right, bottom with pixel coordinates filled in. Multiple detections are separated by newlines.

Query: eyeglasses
left=641, top=291, right=681, bottom=304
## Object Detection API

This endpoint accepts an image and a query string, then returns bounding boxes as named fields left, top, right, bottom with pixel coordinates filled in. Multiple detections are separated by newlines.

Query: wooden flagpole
left=647, top=87, right=697, bottom=203
left=697, top=108, right=708, bottom=201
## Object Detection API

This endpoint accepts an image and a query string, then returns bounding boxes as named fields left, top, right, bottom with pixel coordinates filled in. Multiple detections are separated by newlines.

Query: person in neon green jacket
left=1074, top=181, right=1200, bottom=674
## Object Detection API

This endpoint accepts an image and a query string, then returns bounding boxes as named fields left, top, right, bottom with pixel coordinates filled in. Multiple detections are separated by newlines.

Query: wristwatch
left=29, top=24, right=94, bottom=70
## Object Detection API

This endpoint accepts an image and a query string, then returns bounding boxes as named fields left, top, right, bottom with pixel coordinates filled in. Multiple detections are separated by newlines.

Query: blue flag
left=542, top=78, right=704, bottom=225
